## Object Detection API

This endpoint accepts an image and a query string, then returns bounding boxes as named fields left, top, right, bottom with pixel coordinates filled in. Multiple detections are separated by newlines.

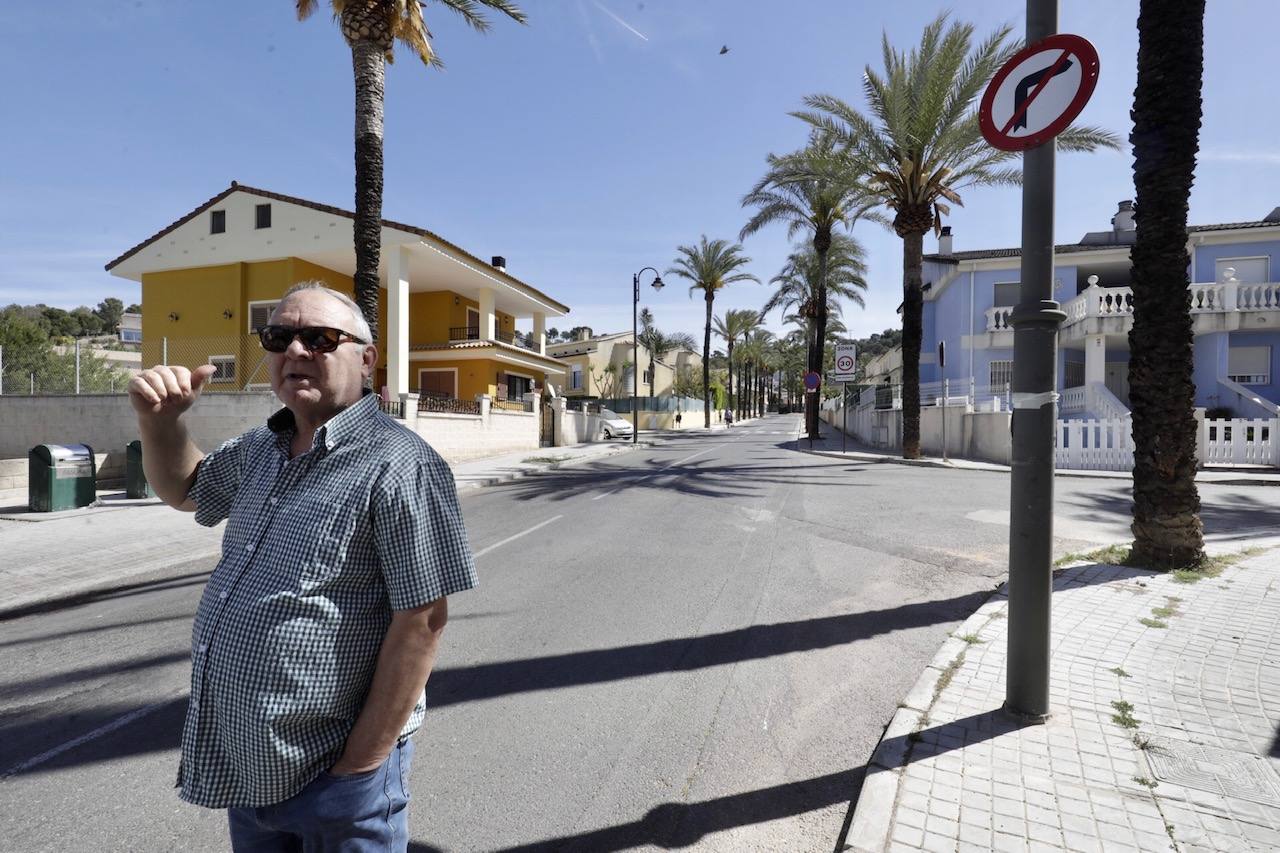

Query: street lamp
left=633, top=267, right=665, bottom=444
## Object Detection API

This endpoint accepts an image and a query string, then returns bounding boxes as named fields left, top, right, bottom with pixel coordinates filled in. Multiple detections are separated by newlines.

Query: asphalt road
left=2, top=414, right=1276, bottom=852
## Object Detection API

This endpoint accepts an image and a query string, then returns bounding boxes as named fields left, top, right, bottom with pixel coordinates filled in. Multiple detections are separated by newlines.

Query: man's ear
left=362, top=343, right=379, bottom=379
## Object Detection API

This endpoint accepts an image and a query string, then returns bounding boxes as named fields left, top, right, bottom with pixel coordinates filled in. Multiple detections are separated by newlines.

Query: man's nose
left=284, top=335, right=313, bottom=359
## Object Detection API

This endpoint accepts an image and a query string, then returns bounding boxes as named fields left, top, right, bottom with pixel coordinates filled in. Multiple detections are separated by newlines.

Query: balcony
left=984, top=280, right=1280, bottom=332
left=447, top=326, right=534, bottom=350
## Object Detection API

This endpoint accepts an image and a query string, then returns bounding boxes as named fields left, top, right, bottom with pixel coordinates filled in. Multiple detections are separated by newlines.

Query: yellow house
left=105, top=183, right=570, bottom=403
left=547, top=330, right=702, bottom=399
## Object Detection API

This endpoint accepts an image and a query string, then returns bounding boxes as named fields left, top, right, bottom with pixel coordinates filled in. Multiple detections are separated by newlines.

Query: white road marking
left=473, top=515, right=564, bottom=558
left=2, top=696, right=180, bottom=778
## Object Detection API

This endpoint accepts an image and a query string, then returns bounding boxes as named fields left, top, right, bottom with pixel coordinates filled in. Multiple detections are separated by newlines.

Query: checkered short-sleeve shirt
left=177, top=392, right=476, bottom=809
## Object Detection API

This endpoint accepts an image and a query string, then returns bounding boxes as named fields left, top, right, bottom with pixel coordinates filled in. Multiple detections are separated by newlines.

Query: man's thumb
left=192, top=364, right=219, bottom=390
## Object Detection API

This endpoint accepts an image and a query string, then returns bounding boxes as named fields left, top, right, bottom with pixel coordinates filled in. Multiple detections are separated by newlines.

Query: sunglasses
left=258, top=325, right=368, bottom=354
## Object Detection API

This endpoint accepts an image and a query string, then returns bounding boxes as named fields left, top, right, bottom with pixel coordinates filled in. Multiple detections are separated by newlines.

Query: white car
left=599, top=409, right=635, bottom=439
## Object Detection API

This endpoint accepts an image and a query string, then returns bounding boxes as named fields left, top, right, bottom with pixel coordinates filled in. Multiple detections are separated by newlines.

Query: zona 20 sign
left=979, top=34, right=1100, bottom=152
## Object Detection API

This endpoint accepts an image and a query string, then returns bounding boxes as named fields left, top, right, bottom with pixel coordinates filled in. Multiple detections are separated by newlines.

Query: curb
left=842, top=588, right=1008, bottom=852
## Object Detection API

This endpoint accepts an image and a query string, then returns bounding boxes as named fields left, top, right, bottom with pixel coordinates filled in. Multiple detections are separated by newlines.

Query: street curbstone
left=843, top=764, right=902, bottom=853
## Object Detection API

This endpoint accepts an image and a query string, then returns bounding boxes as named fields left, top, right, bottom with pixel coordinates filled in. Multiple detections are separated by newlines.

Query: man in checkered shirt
left=129, top=282, right=476, bottom=851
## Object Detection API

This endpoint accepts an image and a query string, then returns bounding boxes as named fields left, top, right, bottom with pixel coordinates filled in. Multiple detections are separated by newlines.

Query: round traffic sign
left=836, top=354, right=855, bottom=373
left=804, top=371, right=821, bottom=391
left=979, top=33, right=1100, bottom=152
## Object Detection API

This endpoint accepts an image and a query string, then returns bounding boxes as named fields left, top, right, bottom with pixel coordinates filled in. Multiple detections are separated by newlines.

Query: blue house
left=918, top=200, right=1280, bottom=420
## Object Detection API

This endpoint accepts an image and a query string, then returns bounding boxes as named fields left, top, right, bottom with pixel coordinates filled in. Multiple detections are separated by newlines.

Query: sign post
left=979, top=2, right=1100, bottom=721
left=938, top=342, right=947, bottom=462
left=830, top=344, right=858, bottom=453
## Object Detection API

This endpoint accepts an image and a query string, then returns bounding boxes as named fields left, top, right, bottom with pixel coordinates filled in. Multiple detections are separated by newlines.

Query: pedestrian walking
left=675, top=410, right=682, bottom=428
left=129, top=282, right=476, bottom=852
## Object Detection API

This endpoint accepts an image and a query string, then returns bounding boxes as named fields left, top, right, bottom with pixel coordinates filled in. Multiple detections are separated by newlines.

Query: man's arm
left=330, top=597, right=449, bottom=775
left=128, top=364, right=217, bottom=510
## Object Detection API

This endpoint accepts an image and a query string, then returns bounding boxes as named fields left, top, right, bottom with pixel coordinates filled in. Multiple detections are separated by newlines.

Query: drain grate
left=1144, top=736, right=1280, bottom=807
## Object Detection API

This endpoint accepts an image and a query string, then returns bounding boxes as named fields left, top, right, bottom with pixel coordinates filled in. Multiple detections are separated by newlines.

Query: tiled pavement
left=846, top=550, right=1280, bottom=852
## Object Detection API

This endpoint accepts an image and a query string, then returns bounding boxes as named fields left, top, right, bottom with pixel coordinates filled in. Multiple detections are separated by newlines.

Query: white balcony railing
left=985, top=281, right=1280, bottom=332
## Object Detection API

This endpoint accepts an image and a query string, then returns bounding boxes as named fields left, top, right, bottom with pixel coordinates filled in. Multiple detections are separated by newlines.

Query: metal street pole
left=1006, top=0, right=1065, bottom=721
left=631, top=267, right=665, bottom=445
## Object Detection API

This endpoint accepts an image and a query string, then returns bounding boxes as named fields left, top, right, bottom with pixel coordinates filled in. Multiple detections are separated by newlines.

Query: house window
left=989, top=360, right=1014, bottom=388
left=255, top=204, right=272, bottom=229
left=417, top=369, right=457, bottom=398
left=1217, top=257, right=1269, bottom=284
left=119, top=328, right=142, bottom=344
left=570, top=364, right=583, bottom=390
left=210, top=210, right=226, bottom=234
left=1064, top=361, right=1085, bottom=389
left=1228, top=346, right=1271, bottom=385
left=643, top=365, right=655, bottom=386
left=993, top=282, right=1020, bottom=307
left=209, top=356, right=236, bottom=384
left=249, top=301, right=279, bottom=333
left=506, top=373, right=533, bottom=399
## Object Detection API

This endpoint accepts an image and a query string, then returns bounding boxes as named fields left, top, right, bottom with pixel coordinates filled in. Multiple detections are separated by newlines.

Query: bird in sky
left=719, top=45, right=729, bottom=55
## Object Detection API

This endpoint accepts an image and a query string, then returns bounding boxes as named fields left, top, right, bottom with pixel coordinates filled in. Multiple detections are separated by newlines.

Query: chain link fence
left=0, top=335, right=271, bottom=396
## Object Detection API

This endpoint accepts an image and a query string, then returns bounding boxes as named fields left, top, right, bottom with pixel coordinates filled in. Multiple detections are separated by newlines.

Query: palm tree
left=797, top=13, right=1118, bottom=457
left=667, top=238, right=759, bottom=427
left=1127, top=0, right=1206, bottom=569
left=742, top=137, right=879, bottom=439
left=739, top=329, right=774, bottom=417
left=637, top=307, right=696, bottom=398
left=296, top=0, right=526, bottom=339
left=714, top=308, right=760, bottom=420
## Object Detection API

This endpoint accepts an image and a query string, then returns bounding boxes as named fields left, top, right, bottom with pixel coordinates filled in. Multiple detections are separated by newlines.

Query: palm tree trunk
left=703, top=295, right=713, bottom=428
left=901, top=230, right=925, bottom=458
left=351, top=40, right=385, bottom=342
left=808, top=232, right=831, bottom=439
left=727, top=341, right=735, bottom=419
left=648, top=352, right=655, bottom=398
left=1128, top=0, right=1206, bottom=569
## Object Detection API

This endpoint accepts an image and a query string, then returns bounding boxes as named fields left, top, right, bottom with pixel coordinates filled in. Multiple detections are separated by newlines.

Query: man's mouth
left=285, top=372, right=312, bottom=382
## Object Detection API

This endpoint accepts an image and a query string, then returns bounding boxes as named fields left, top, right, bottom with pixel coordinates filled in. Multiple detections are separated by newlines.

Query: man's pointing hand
left=129, top=364, right=219, bottom=420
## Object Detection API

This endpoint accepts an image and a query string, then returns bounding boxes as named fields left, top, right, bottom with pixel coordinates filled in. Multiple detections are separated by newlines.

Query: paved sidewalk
left=801, top=423, right=1280, bottom=487
left=0, top=439, right=642, bottom=617
left=845, top=549, right=1280, bottom=852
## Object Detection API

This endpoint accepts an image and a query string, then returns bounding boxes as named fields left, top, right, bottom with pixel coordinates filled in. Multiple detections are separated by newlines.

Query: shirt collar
left=268, top=390, right=380, bottom=452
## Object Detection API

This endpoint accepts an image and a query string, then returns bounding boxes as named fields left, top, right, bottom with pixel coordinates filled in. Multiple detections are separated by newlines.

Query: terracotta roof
left=105, top=182, right=571, bottom=314
left=924, top=219, right=1280, bottom=263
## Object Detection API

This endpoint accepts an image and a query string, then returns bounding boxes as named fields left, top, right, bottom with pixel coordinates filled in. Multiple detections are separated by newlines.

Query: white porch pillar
left=1085, top=333, right=1106, bottom=386
left=532, top=311, right=546, bottom=355
left=478, top=288, right=496, bottom=341
left=386, top=246, right=410, bottom=397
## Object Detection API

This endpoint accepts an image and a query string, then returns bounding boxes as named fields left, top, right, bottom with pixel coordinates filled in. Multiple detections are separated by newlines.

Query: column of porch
left=532, top=311, right=546, bottom=355
left=478, top=288, right=496, bottom=341
left=1085, top=333, right=1106, bottom=387
left=385, top=246, right=410, bottom=398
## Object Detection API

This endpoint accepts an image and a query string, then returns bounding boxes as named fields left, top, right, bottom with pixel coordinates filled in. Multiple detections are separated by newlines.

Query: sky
left=2, top=1, right=1278, bottom=347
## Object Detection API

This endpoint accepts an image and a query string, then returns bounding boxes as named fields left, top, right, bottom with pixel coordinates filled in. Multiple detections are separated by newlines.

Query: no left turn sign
left=979, top=34, right=1100, bottom=152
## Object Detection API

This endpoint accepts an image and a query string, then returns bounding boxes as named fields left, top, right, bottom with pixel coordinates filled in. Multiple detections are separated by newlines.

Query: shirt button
left=219, top=591, right=228, bottom=600
left=245, top=544, right=254, bottom=554
left=198, top=643, right=208, bottom=654
left=268, top=497, right=279, bottom=505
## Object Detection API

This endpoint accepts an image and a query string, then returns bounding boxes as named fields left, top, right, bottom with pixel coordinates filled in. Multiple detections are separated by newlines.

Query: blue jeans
left=227, top=739, right=413, bottom=852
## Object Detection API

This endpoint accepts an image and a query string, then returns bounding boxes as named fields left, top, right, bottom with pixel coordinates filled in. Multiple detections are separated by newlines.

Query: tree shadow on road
left=0, top=568, right=213, bottom=623
left=1055, top=483, right=1280, bottom=545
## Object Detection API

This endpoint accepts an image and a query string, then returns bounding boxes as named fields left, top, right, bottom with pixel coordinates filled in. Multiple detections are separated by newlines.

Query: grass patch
left=956, top=633, right=984, bottom=645
left=521, top=455, right=572, bottom=465
left=1151, top=597, right=1182, bottom=620
left=1139, top=617, right=1168, bottom=629
left=1054, top=543, right=1133, bottom=568
left=1110, top=667, right=1131, bottom=678
left=932, top=650, right=967, bottom=706
left=1171, top=546, right=1268, bottom=583
left=1111, top=700, right=1140, bottom=729
left=1132, top=776, right=1159, bottom=789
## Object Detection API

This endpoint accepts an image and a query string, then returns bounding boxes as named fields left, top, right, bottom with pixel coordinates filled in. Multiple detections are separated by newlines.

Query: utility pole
left=1005, top=0, right=1065, bottom=720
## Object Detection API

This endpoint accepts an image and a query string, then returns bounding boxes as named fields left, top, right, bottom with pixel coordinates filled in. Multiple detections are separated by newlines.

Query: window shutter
left=1228, top=346, right=1270, bottom=382
left=993, top=282, right=1020, bottom=307
left=1218, top=258, right=1269, bottom=283
left=496, top=370, right=507, bottom=400
left=250, top=303, right=278, bottom=332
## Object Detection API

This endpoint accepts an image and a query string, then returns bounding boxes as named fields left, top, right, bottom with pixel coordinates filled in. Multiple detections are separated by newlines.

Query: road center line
left=2, top=696, right=181, bottom=779
left=473, top=515, right=563, bottom=558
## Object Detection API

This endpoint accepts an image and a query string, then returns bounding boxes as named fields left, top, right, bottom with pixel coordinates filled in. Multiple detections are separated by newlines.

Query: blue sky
left=1, top=1, right=1276, bottom=346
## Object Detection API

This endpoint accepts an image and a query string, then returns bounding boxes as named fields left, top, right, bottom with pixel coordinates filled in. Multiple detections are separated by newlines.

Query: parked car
left=599, top=409, right=635, bottom=439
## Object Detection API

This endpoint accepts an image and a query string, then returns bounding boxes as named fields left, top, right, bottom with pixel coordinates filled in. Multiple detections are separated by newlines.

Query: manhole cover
left=1144, top=737, right=1280, bottom=807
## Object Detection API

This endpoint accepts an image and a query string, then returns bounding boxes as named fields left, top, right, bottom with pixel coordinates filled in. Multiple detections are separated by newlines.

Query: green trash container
left=28, top=443, right=97, bottom=512
left=125, top=440, right=154, bottom=499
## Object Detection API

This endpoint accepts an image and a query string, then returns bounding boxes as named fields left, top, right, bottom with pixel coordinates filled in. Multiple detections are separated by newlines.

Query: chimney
left=1111, top=200, right=1136, bottom=233
left=491, top=255, right=506, bottom=272
left=577, top=327, right=592, bottom=342
left=938, top=226, right=953, bottom=256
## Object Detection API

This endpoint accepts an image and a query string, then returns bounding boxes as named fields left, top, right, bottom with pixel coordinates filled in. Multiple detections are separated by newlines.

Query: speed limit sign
left=831, top=344, right=857, bottom=382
